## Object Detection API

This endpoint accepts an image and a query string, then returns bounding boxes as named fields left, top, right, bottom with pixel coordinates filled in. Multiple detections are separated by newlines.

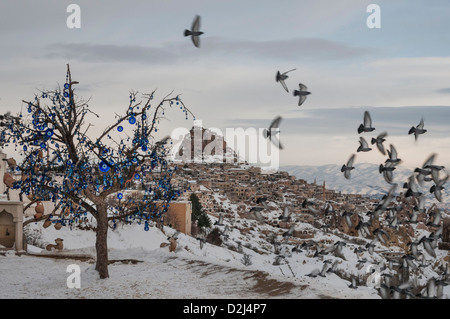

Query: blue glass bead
left=117, top=193, right=123, bottom=200
left=129, top=116, right=136, bottom=125
left=45, top=128, right=54, bottom=137
left=117, top=125, right=123, bottom=132
left=99, top=162, right=110, bottom=172
left=64, top=83, right=70, bottom=89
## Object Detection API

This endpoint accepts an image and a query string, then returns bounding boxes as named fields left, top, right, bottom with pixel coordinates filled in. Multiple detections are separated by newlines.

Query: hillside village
left=1, top=126, right=450, bottom=299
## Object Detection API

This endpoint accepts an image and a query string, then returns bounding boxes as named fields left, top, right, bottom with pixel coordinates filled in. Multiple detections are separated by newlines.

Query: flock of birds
left=183, top=14, right=311, bottom=150
left=182, top=14, right=449, bottom=298
left=341, top=110, right=448, bottom=204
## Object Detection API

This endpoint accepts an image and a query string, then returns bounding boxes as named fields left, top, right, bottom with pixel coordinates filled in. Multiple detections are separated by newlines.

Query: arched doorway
left=0, top=211, right=15, bottom=248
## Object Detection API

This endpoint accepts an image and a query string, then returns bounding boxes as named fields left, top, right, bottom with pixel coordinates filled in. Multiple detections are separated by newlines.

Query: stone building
left=163, top=201, right=192, bottom=236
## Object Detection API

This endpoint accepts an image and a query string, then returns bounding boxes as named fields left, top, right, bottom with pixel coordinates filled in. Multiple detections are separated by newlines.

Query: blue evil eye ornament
left=134, top=173, right=140, bottom=180
left=117, top=125, right=123, bottom=132
left=45, top=128, right=54, bottom=138
left=128, top=116, right=136, bottom=125
left=117, top=193, right=123, bottom=200
left=64, top=83, right=70, bottom=89
left=99, top=161, right=110, bottom=172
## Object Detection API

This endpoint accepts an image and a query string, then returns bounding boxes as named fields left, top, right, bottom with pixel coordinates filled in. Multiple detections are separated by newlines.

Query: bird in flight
left=358, top=111, right=375, bottom=134
left=276, top=68, right=296, bottom=93
left=341, top=154, right=356, bottom=179
left=357, top=137, right=372, bottom=153
left=293, top=83, right=311, bottom=107
left=371, top=132, right=388, bottom=155
left=408, top=118, right=427, bottom=141
left=263, top=116, right=283, bottom=149
left=184, top=15, right=203, bottom=48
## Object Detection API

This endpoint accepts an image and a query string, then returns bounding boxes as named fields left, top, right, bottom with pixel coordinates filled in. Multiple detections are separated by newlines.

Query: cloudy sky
left=1, top=0, right=450, bottom=170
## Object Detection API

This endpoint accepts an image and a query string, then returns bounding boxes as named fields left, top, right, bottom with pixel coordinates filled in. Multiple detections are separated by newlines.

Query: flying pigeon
left=373, top=184, right=397, bottom=218
left=356, top=220, right=371, bottom=237
left=348, top=276, right=358, bottom=289
left=326, top=260, right=340, bottom=274
left=412, top=194, right=426, bottom=215
left=436, top=280, right=447, bottom=299
left=293, top=83, right=311, bottom=106
left=306, top=269, right=321, bottom=278
left=407, top=241, right=421, bottom=258
left=358, top=111, right=375, bottom=134
left=341, top=154, right=356, bottom=179
left=365, top=240, right=377, bottom=255
left=302, top=199, right=319, bottom=214
left=425, top=163, right=446, bottom=184
left=251, top=208, right=265, bottom=223
left=419, top=236, right=436, bottom=258
left=154, top=136, right=171, bottom=149
left=334, top=241, right=347, bottom=259
left=373, top=228, right=389, bottom=245
left=263, top=116, right=283, bottom=149
left=282, top=225, right=295, bottom=239
left=276, top=68, right=296, bottom=92
left=408, top=118, right=427, bottom=141
left=385, top=144, right=401, bottom=165
left=379, top=162, right=396, bottom=184
left=404, top=174, right=422, bottom=198
left=357, top=137, right=372, bottom=152
left=278, top=206, right=290, bottom=222
left=256, top=196, right=269, bottom=209
left=319, top=262, right=330, bottom=277
left=291, top=244, right=303, bottom=253
left=196, top=236, right=206, bottom=249
left=342, top=211, right=354, bottom=228
left=214, top=213, right=224, bottom=226
left=356, top=258, right=368, bottom=270
left=184, top=15, right=203, bottom=48
left=426, top=209, right=442, bottom=228
left=378, top=284, right=391, bottom=299
left=415, top=154, right=435, bottom=186
left=324, top=202, right=335, bottom=215
left=371, top=132, right=388, bottom=155
left=167, top=230, right=180, bottom=241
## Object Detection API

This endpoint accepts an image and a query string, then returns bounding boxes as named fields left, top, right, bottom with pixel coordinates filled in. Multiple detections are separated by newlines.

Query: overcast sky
left=1, top=0, right=450, bottom=170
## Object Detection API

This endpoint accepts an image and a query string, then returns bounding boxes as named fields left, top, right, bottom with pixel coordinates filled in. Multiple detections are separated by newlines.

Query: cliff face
left=174, top=126, right=239, bottom=163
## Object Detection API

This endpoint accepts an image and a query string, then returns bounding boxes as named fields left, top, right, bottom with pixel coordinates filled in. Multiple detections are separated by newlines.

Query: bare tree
left=0, top=64, right=194, bottom=278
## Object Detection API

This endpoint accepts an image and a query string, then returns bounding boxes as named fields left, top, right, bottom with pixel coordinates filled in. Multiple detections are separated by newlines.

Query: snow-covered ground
left=0, top=222, right=377, bottom=299
left=2, top=210, right=449, bottom=299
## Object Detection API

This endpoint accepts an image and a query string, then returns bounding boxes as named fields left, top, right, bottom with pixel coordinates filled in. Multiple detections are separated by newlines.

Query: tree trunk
left=95, top=205, right=109, bottom=279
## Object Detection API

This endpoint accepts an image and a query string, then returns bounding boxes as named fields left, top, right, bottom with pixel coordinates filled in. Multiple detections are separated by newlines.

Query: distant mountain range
left=280, top=163, right=449, bottom=203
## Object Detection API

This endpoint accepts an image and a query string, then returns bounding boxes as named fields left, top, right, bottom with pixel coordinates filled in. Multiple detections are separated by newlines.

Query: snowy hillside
left=2, top=194, right=450, bottom=300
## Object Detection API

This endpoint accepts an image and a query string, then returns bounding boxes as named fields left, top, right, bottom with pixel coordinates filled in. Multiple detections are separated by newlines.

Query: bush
left=206, top=227, right=223, bottom=246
